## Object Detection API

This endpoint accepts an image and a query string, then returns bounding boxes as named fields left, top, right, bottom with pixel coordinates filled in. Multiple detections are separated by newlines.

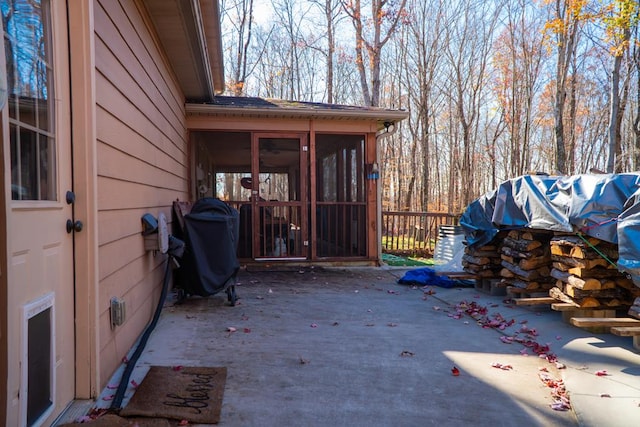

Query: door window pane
left=3, top=0, right=55, bottom=200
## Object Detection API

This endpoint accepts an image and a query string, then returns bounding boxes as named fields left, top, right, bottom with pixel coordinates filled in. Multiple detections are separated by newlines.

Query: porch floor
left=58, top=267, right=640, bottom=426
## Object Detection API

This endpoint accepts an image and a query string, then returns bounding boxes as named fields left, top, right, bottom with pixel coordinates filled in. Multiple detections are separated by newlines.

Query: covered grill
left=174, top=198, right=239, bottom=305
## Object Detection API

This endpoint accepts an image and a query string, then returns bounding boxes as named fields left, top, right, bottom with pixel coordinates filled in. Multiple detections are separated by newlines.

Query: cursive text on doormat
left=120, top=366, right=227, bottom=424
left=164, top=371, right=219, bottom=413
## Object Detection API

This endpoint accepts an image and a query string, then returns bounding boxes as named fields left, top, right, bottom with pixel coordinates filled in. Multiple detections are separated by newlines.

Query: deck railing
left=381, top=211, right=460, bottom=256
left=222, top=201, right=459, bottom=258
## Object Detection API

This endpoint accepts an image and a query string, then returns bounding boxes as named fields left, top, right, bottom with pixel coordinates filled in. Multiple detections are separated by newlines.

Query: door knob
left=66, top=219, right=83, bottom=233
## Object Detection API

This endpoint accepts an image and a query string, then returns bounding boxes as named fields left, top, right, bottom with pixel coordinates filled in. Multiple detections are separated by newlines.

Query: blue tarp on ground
left=398, top=268, right=466, bottom=288
left=459, top=173, right=640, bottom=286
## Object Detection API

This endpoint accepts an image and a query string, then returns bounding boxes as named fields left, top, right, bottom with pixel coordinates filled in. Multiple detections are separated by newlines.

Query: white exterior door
left=3, top=1, right=76, bottom=425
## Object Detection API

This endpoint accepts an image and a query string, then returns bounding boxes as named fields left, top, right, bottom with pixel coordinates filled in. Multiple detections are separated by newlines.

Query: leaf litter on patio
left=445, top=298, right=570, bottom=411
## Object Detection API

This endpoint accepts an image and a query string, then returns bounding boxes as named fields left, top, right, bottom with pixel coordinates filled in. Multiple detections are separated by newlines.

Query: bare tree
left=545, top=0, right=588, bottom=174
left=218, top=0, right=640, bottom=215
left=400, top=0, right=446, bottom=210
left=308, top=0, right=343, bottom=103
left=493, top=0, right=548, bottom=177
left=605, top=0, right=639, bottom=172
left=340, top=0, right=408, bottom=106
left=442, top=0, right=501, bottom=209
left=633, top=26, right=640, bottom=168
left=222, top=0, right=257, bottom=95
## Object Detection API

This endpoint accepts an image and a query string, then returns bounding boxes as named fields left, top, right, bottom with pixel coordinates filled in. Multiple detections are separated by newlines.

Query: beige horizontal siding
left=95, top=73, right=187, bottom=165
left=97, top=177, right=186, bottom=211
left=97, top=106, right=187, bottom=178
left=95, top=0, right=189, bottom=388
left=97, top=143, right=186, bottom=193
left=96, top=0, right=184, bottom=121
left=97, top=206, right=174, bottom=247
left=98, top=262, right=165, bottom=356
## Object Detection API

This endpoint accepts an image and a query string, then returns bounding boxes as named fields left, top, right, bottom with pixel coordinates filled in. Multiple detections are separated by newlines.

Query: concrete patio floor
left=67, top=266, right=640, bottom=426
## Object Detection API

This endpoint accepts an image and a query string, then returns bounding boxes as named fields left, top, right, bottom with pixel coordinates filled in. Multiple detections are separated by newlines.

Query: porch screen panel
left=257, top=137, right=304, bottom=258
left=316, top=135, right=366, bottom=258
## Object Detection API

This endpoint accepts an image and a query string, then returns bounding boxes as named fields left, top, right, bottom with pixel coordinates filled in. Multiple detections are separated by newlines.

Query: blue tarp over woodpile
left=459, top=173, right=640, bottom=286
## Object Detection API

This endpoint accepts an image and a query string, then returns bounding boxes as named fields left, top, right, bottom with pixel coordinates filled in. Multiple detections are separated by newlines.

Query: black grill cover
left=178, top=198, right=239, bottom=296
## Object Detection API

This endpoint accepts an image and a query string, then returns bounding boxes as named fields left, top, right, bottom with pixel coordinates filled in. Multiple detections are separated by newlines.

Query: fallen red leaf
left=491, top=362, right=513, bottom=370
left=595, top=370, right=609, bottom=376
left=451, top=366, right=460, bottom=376
left=550, top=402, right=570, bottom=411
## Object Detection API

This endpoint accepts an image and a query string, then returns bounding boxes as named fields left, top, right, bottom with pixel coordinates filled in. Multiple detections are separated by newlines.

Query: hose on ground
left=110, top=256, right=173, bottom=410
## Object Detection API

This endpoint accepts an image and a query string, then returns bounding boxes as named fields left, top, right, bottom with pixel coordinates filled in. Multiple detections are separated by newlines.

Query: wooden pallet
left=569, top=317, right=640, bottom=328
left=551, top=303, right=617, bottom=324
left=475, top=278, right=506, bottom=296
left=610, top=325, right=640, bottom=349
left=514, top=296, right=557, bottom=306
left=435, top=271, right=477, bottom=280
left=507, top=286, right=550, bottom=299
left=611, top=326, right=640, bottom=336
left=570, top=317, right=640, bottom=348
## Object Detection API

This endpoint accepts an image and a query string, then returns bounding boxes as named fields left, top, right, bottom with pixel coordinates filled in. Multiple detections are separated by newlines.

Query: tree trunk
left=607, top=53, right=623, bottom=173
left=325, top=0, right=335, bottom=103
left=635, top=38, right=640, bottom=168
left=550, top=0, right=581, bottom=175
left=341, top=0, right=407, bottom=106
left=554, top=69, right=567, bottom=174
left=231, top=0, right=255, bottom=96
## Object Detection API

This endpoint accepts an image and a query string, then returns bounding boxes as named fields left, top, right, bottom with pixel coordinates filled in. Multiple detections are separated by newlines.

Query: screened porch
left=192, top=130, right=370, bottom=262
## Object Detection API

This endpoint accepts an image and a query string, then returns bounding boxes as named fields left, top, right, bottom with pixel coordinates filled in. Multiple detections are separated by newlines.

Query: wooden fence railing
left=382, top=211, right=460, bottom=256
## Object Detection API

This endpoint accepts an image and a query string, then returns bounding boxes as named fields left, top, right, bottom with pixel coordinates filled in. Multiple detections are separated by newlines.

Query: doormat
left=120, top=366, right=227, bottom=424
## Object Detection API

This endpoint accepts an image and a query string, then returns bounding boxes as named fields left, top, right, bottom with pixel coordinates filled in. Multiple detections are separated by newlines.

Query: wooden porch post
left=366, top=132, right=378, bottom=261
left=309, top=121, right=317, bottom=260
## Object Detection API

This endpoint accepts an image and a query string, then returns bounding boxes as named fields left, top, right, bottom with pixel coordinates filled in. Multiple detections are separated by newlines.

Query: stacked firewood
left=462, top=231, right=506, bottom=278
left=548, top=234, right=640, bottom=308
left=499, top=229, right=554, bottom=291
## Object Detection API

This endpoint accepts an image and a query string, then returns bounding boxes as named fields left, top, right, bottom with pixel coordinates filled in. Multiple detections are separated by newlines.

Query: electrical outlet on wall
left=110, top=297, right=126, bottom=328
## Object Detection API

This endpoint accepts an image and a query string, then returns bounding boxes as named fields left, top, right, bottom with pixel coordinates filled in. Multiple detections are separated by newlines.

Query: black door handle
left=66, top=219, right=83, bottom=233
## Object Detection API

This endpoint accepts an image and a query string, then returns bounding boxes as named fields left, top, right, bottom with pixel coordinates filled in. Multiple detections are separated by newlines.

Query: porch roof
left=186, top=96, right=409, bottom=130
left=142, top=0, right=225, bottom=100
